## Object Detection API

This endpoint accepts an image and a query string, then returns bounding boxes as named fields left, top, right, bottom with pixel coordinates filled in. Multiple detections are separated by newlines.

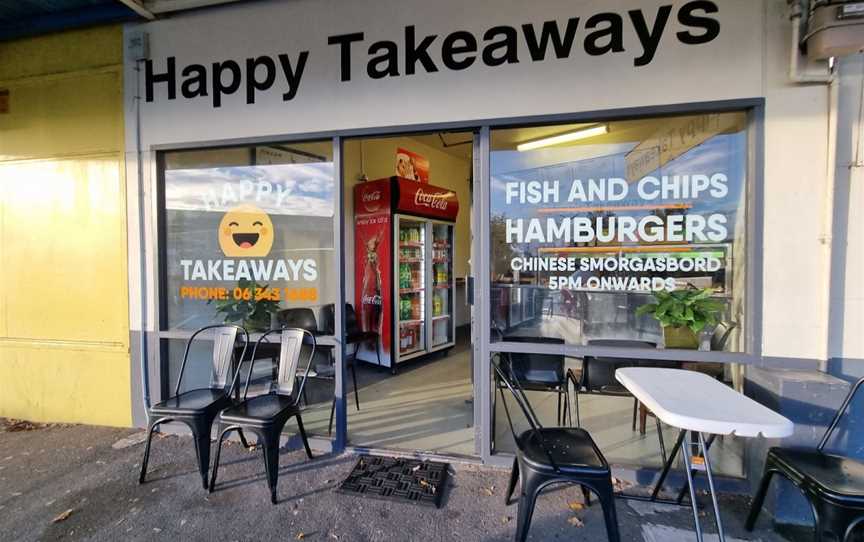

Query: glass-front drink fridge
left=354, top=176, right=459, bottom=371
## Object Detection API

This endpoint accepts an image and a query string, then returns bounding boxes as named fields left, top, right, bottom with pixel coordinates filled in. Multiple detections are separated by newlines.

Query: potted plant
left=635, top=288, right=725, bottom=349
left=209, top=279, right=281, bottom=331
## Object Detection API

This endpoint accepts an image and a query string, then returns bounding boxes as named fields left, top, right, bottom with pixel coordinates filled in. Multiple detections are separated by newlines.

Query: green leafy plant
left=209, top=279, right=280, bottom=331
left=636, top=287, right=725, bottom=334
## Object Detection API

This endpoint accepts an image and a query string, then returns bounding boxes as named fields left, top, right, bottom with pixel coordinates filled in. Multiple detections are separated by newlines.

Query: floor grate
left=336, top=455, right=449, bottom=508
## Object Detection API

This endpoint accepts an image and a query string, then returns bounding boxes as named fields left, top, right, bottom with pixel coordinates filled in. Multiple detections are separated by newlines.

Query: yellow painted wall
left=0, top=26, right=131, bottom=426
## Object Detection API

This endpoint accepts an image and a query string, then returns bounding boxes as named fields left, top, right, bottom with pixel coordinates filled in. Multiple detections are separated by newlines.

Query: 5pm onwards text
left=179, top=285, right=318, bottom=302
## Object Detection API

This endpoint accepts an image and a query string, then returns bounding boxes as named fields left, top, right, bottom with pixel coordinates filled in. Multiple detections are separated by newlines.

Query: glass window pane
left=490, top=112, right=748, bottom=352
left=162, top=142, right=335, bottom=331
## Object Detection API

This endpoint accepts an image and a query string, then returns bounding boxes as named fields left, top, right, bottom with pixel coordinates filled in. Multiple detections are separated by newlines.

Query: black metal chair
left=747, top=377, right=864, bottom=541
left=209, top=327, right=316, bottom=504
left=495, top=336, right=571, bottom=427
left=139, top=324, right=250, bottom=490
left=304, top=304, right=362, bottom=435
left=493, top=357, right=621, bottom=542
left=569, top=339, right=677, bottom=463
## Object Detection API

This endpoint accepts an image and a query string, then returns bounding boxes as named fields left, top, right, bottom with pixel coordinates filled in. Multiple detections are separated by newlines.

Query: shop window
left=160, top=142, right=336, bottom=331
left=158, top=142, right=337, bottom=437
left=490, top=112, right=749, bottom=352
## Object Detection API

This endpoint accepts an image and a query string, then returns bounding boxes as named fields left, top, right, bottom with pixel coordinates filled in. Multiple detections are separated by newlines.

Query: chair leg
left=632, top=399, right=638, bottom=432
left=374, top=337, right=382, bottom=366
left=138, top=418, right=166, bottom=484
left=190, top=419, right=213, bottom=490
left=505, top=457, right=520, bottom=505
left=573, top=387, right=581, bottom=428
left=557, top=392, right=562, bottom=426
left=295, top=413, right=314, bottom=460
left=238, top=428, right=251, bottom=449
left=351, top=362, right=360, bottom=411
left=208, top=425, right=236, bottom=493
left=745, top=467, right=777, bottom=530
left=515, top=471, right=543, bottom=542
left=261, top=430, right=281, bottom=505
left=594, top=480, right=622, bottom=542
left=581, top=485, right=592, bottom=507
left=328, top=397, right=336, bottom=436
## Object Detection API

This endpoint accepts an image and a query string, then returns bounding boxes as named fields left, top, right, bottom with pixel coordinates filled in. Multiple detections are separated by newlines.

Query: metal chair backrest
left=582, top=339, right=657, bottom=393
left=503, top=336, right=565, bottom=385
left=711, top=321, right=738, bottom=351
left=492, top=355, right=560, bottom=471
left=345, top=303, right=362, bottom=336
left=243, top=327, right=315, bottom=406
left=175, top=324, right=249, bottom=396
left=819, top=376, right=864, bottom=452
left=280, top=307, right=319, bottom=334
left=319, top=304, right=336, bottom=335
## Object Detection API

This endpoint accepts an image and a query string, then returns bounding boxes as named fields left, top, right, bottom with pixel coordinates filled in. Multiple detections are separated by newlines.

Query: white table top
left=616, top=368, right=794, bottom=438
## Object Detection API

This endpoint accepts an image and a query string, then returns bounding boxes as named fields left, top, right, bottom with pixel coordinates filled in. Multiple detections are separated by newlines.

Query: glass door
left=395, top=215, right=427, bottom=362
left=429, top=220, right=455, bottom=350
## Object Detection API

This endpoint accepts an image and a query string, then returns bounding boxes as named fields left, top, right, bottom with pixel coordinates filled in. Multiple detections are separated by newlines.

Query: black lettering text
left=405, top=25, right=438, bottom=75
left=584, top=12, right=624, bottom=56
left=367, top=41, right=400, bottom=79
left=278, top=52, right=308, bottom=101
left=629, top=5, right=673, bottom=67
left=521, top=18, right=580, bottom=61
left=482, top=26, right=519, bottom=66
left=245, top=56, right=275, bottom=104
left=145, top=57, right=176, bottom=102
left=211, top=60, right=241, bottom=107
left=327, top=32, right=365, bottom=81
left=677, top=0, right=720, bottom=45
left=441, top=31, right=477, bottom=71
left=180, top=64, right=207, bottom=99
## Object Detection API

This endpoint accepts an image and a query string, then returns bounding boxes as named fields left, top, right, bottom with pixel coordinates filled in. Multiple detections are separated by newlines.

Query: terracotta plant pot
left=663, top=325, right=699, bottom=349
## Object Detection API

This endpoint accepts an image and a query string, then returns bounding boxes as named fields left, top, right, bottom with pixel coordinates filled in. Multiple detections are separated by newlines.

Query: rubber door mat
left=336, top=455, right=449, bottom=508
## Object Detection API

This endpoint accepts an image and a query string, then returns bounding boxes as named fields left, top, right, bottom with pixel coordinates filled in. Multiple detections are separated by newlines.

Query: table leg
left=676, top=434, right=717, bottom=505
left=681, top=431, right=704, bottom=542
left=699, top=432, right=726, bottom=542
left=617, top=429, right=689, bottom=506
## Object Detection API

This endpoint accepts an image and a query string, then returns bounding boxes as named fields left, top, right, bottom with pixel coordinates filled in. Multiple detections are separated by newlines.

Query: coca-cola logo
left=361, top=294, right=382, bottom=306
left=361, top=189, right=383, bottom=213
left=414, top=188, right=450, bottom=210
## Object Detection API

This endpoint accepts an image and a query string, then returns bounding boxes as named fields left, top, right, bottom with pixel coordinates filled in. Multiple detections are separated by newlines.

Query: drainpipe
left=788, top=0, right=834, bottom=84
left=786, top=1, right=835, bottom=371
left=135, top=56, right=152, bottom=413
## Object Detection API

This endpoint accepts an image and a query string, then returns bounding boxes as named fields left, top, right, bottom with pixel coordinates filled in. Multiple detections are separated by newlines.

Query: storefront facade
left=123, top=0, right=861, bottom=498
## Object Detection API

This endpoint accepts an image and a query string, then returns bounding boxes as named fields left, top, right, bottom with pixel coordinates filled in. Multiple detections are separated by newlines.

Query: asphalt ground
left=0, top=420, right=796, bottom=541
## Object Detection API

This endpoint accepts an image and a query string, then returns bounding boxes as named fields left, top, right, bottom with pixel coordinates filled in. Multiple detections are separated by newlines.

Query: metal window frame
left=142, top=97, right=764, bottom=461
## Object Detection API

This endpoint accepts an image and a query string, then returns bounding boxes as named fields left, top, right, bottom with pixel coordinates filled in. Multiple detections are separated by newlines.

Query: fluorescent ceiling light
left=517, top=124, right=608, bottom=152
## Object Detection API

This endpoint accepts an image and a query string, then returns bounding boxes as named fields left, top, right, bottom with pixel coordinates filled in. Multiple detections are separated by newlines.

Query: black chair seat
left=519, top=427, right=608, bottom=471
left=770, top=448, right=864, bottom=504
left=219, top=394, right=297, bottom=426
left=150, top=388, right=229, bottom=416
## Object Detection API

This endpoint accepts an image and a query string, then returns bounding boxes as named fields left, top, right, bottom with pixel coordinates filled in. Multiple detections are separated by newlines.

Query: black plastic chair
left=570, top=339, right=676, bottom=462
left=139, top=324, right=249, bottom=490
left=496, top=336, right=571, bottom=426
left=747, top=377, right=864, bottom=541
left=209, top=327, right=316, bottom=504
left=493, top=357, right=620, bottom=542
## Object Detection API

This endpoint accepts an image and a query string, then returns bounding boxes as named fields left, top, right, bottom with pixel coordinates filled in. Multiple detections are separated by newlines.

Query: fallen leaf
left=296, top=532, right=305, bottom=540
left=153, top=527, right=162, bottom=533
left=501, top=516, right=512, bottom=524
left=52, top=509, right=74, bottom=523
left=482, top=485, right=495, bottom=496
left=567, top=517, right=584, bottom=528
left=568, top=501, right=585, bottom=511
left=411, top=465, right=421, bottom=472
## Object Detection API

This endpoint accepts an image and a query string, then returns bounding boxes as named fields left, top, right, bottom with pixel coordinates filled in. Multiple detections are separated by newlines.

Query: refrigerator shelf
left=399, top=287, right=424, bottom=294
left=433, top=284, right=451, bottom=289
left=399, top=319, right=424, bottom=326
left=400, top=242, right=424, bottom=248
left=432, top=314, right=450, bottom=321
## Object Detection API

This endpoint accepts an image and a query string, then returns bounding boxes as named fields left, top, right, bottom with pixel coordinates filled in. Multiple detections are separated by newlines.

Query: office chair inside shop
left=139, top=324, right=249, bottom=490
left=209, top=327, right=315, bottom=504
left=493, top=357, right=620, bottom=542
left=747, top=377, right=864, bottom=541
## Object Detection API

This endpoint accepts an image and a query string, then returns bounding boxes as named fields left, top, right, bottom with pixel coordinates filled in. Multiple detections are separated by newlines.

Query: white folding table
left=615, top=367, right=794, bottom=542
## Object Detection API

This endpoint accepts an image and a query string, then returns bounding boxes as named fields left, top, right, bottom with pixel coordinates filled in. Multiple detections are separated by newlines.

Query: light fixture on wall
left=516, top=124, right=608, bottom=152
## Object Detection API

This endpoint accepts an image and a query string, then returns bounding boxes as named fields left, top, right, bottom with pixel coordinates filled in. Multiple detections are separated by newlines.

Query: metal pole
left=681, top=431, right=704, bottom=542
left=699, top=432, right=726, bottom=542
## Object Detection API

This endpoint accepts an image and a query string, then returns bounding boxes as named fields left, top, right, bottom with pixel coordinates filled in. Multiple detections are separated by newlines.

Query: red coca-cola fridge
left=354, top=176, right=459, bottom=371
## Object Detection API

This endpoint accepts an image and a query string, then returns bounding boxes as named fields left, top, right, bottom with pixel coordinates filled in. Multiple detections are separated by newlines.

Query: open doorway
left=341, top=130, right=476, bottom=456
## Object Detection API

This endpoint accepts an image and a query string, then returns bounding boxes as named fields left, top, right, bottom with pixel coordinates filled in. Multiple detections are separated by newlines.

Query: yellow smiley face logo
left=218, top=204, right=274, bottom=257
